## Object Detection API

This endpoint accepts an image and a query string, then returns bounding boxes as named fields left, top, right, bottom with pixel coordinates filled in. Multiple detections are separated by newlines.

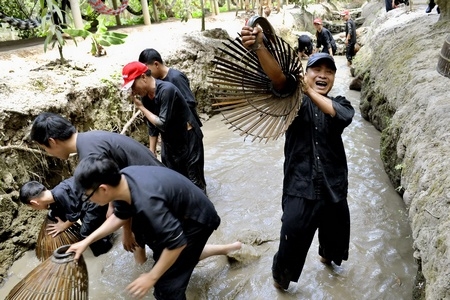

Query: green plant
left=0, top=0, right=40, bottom=39
left=64, top=17, right=128, bottom=57
left=39, top=0, right=67, bottom=63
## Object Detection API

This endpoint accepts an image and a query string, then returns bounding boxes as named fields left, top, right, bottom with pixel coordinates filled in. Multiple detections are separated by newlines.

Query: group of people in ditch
left=19, top=11, right=356, bottom=299
left=296, top=10, right=357, bottom=67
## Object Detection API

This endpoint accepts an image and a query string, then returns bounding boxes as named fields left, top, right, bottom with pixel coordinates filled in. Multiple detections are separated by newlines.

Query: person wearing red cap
left=138, top=48, right=203, bottom=129
left=313, top=18, right=337, bottom=56
left=340, top=10, right=357, bottom=66
left=240, top=24, right=354, bottom=291
left=122, top=61, right=207, bottom=195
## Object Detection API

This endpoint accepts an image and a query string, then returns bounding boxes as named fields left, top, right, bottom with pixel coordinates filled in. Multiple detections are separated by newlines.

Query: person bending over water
left=67, top=155, right=241, bottom=299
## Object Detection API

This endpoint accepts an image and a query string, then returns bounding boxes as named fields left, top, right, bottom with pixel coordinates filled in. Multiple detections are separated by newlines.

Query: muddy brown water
left=0, top=56, right=416, bottom=299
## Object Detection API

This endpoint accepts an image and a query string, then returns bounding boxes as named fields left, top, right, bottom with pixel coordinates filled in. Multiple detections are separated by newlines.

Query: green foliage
left=172, top=0, right=192, bottom=22
left=64, top=17, right=128, bottom=57
left=39, top=0, right=67, bottom=62
left=0, top=0, right=40, bottom=38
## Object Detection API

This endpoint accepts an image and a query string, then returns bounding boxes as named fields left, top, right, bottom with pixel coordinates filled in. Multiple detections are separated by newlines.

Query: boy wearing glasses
left=19, top=177, right=112, bottom=256
left=67, top=155, right=241, bottom=300
left=29, top=112, right=165, bottom=261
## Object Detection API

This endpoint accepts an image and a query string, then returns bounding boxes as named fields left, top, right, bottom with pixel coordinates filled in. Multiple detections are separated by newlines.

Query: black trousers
left=272, top=194, right=350, bottom=286
left=153, top=221, right=214, bottom=300
left=346, top=42, right=356, bottom=62
left=162, top=129, right=207, bottom=193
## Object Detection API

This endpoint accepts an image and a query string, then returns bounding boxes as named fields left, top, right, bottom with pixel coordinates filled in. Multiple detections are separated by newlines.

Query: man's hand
left=301, top=77, right=311, bottom=96
left=46, top=217, right=71, bottom=237
left=241, top=26, right=263, bottom=50
left=122, top=231, right=139, bottom=252
left=127, top=273, right=156, bottom=299
left=66, top=240, right=89, bottom=261
left=130, top=95, right=144, bottom=109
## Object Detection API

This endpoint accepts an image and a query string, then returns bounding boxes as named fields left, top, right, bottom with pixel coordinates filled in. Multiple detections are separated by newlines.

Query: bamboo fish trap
left=5, top=245, right=89, bottom=299
left=210, top=15, right=304, bottom=142
left=437, top=34, right=450, bottom=78
left=36, top=215, right=82, bottom=261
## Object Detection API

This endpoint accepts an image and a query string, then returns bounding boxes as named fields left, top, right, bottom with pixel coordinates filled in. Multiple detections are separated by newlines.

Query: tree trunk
left=201, top=0, right=205, bottom=31
left=141, top=0, right=151, bottom=25
left=69, top=0, right=83, bottom=29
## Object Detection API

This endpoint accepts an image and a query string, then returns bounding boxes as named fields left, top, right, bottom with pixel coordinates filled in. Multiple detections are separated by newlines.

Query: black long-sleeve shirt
left=345, top=19, right=357, bottom=44
left=283, top=95, right=354, bottom=203
left=113, top=166, right=220, bottom=255
left=316, top=28, right=337, bottom=54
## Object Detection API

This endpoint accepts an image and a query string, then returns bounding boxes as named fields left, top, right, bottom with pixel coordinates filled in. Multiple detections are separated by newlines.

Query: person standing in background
left=313, top=18, right=337, bottom=56
left=122, top=62, right=207, bottom=194
left=138, top=48, right=203, bottom=129
left=341, top=10, right=357, bottom=66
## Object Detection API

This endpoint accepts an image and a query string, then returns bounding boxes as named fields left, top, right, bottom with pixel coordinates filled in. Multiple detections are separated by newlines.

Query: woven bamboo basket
left=437, top=34, right=450, bottom=78
left=36, top=216, right=82, bottom=261
left=210, top=15, right=304, bottom=142
left=5, top=245, right=89, bottom=299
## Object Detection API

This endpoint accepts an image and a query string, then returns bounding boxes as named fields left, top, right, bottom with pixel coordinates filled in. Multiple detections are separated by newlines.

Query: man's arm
left=304, top=84, right=336, bottom=117
left=67, top=214, right=127, bottom=260
left=132, top=97, right=163, bottom=128
left=324, top=30, right=334, bottom=56
left=46, top=218, right=74, bottom=237
left=149, top=135, right=158, bottom=156
left=241, top=25, right=287, bottom=91
left=345, top=22, right=350, bottom=44
left=126, top=244, right=186, bottom=298
left=122, top=218, right=139, bottom=252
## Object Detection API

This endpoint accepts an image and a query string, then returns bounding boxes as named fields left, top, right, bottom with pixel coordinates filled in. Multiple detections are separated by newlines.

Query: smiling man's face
left=305, top=62, right=336, bottom=96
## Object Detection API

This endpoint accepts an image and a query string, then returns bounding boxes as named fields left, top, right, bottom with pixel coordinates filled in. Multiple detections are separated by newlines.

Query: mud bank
left=354, top=3, right=449, bottom=300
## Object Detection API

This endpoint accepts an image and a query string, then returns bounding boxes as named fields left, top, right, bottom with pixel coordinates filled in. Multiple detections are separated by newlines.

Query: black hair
left=145, top=69, right=152, bottom=77
left=74, top=155, right=122, bottom=191
left=30, top=112, right=76, bottom=147
left=138, top=48, right=164, bottom=65
left=19, top=181, right=47, bottom=204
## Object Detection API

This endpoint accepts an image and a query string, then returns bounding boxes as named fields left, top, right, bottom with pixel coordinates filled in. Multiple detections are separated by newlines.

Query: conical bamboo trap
left=36, top=216, right=82, bottom=261
left=210, top=15, right=304, bottom=142
left=437, top=34, right=450, bottom=78
left=6, top=245, right=89, bottom=299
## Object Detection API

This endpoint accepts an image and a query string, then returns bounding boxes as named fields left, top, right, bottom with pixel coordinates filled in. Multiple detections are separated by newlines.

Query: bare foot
left=227, top=241, right=242, bottom=254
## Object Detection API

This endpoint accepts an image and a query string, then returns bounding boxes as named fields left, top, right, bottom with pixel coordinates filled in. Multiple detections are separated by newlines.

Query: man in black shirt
left=30, top=112, right=164, bottom=259
left=122, top=61, right=207, bottom=193
left=297, top=34, right=313, bottom=59
left=67, top=156, right=240, bottom=299
left=30, top=112, right=162, bottom=168
left=241, top=24, right=355, bottom=290
left=313, top=18, right=337, bottom=56
left=19, top=177, right=111, bottom=256
left=138, top=48, right=203, bottom=127
left=341, top=10, right=357, bottom=66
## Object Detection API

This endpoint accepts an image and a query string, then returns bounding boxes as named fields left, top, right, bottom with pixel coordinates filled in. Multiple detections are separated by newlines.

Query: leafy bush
left=64, top=17, right=128, bottom=57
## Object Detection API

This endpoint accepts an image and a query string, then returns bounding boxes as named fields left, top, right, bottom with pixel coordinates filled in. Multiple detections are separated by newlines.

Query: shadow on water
left=0, top=57, right=416, bottom=299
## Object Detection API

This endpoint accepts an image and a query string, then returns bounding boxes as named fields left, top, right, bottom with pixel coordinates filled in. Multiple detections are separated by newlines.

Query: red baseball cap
left=122, top=61, right=148, bottom=90
left=313, top=18, right=322, bottom=25
left=340, top=10, right=350, bottom=16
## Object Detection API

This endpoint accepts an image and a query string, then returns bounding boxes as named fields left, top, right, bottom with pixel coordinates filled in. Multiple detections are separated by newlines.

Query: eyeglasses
left=81, top=185, right=99, bottom=202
